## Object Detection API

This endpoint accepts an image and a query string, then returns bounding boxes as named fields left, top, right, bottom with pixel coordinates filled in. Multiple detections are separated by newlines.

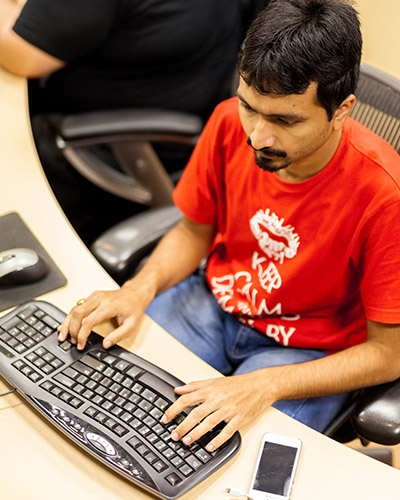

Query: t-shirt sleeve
left=358, top=199, right=400, bottom=323
left=173, top=104, right=227, bottom=226
left=12, top=0, right=119, bottom=62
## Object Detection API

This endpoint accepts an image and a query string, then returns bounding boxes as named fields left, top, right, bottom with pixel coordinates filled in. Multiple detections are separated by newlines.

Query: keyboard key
left=33, top=358, right=46, bottom=368
left=114, top=359, right=133, bottom=372
left=60, top=391, right=73, bottom=403
left=185, top=455, right=202, bottom=471
left=133, top=408, right=146, bottom=420
left=102, top=354, right=119, bottom=366
left=15, top=344, right=28, bottom=354
left=150, top=407, right=163, bottom=420
left=42, top=364, right=56, bottom=375
left=136, top=444, right=150, bottom=457
left=84, top=406, right=98, bottom=419
left=137, top=425, right=152, bottom=438
left=126, top=365, right=143, bottom=379
left=70, top=397, right=83, bottom=409
left=132, top=383, right=144, bottom=394
left=144, top=452, right=158, bottom=465
left=104, top=367, right=115, bottom=378
left=74, top=384, right=86, bottom=395
left=43, top=352, right=55, bottom=363
left=154, top=440, right=168, bottom=453
left=154, top=397, right=169, bottom=411
left=165, top=472, right=182, bottom=486
left=35, top=346, right=47, bottom=357
left=162, top=448, right=177, bottom=460
left=82, top=389, right=95, bottom=399
left=153, top=460, right=168, bottom=473
left=120, top=411, right=133, bottom=423
left=42, top=315, right=59, bottom=329
left=18, top=306, right=37, bottom=320
left=95, top=412, right=108, bottom=424
left=50, top=385, right=63, bottom=397
left=51, top=358, right=64, bottom=370
left=1, top=317, right=21, bottom=330
left=29, top=372, right=43, bottom=383
left=143, top=415, right=156, bottom=427
left=171, top=456, right=184, bottom=468
left=92, top=395, right=105, bottom=406
left=39, top=380, right=53, bottom=392
left=142, top=389, right=158, bottom=403
left=24, top=338, right=36, bottom=349
left=139, top=399, right=153, bottom=412
left=112, top=372, right=124, bottom=383
left=80, top=354, right=107, bottom=372
left=147, top=432, right=159, bottom=444
left=64, top=367, right=79, bottom=379
left=59, top=340, right=73, bottom=351
left=54, top=373, right=76, bottom=389
left=111, top=406, right=123, bottom=417
left=72, top=361, right=94, bottom=377
left=113, top=424, right=128, bottom=437
left=104, top=417, right=117, bottom=430
left=195, top=448, right=212, bottom=463
left=179, top=464, right=194, bottom=477
left=127, top=436, right=142, bottom=449
left=21, top=365, right=33, bottom=376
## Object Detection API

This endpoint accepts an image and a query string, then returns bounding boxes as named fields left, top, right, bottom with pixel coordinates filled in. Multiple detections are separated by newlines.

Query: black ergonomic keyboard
left=0, top=300, right=241, bottom=499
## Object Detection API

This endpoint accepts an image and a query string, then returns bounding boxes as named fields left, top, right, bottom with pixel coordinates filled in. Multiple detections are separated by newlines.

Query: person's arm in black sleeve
left=0, top=0, right=117, bottom=77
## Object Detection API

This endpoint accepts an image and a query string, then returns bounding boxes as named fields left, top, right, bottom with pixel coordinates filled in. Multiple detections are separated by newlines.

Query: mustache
left=247, top=137, right=287, bottom=158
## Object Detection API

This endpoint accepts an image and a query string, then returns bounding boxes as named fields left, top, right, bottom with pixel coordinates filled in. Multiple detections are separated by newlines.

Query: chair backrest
left=351, top=64, right=400, bottom=153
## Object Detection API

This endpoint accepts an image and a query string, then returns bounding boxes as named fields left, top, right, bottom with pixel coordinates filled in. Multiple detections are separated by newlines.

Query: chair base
left=354, top=447, right=393, bottom=467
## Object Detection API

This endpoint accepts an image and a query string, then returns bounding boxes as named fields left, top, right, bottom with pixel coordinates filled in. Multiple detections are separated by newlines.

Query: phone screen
left=253, top=441, right=298, bottom=496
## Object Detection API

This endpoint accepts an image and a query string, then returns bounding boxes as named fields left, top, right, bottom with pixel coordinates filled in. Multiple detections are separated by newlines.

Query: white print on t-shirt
left=209, top=208, right=301, bottom=346
left=238, top=317, right=296, bottom=346
left=252, top=251, right=282, bottom=293
left=211, top=273, right=282, bottom=316
left=265, top=324, right=296, bottom=346
left=250, top=208, right=300, bottom=264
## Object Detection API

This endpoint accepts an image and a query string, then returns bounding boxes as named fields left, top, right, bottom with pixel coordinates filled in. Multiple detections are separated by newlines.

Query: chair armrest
left=56, top=108, right=203, bottom=141
left=50, top=109, right=202, bottom=207
left=91, top=205, right=182, bottom=283
left=351, top=377, right=400, bottom=445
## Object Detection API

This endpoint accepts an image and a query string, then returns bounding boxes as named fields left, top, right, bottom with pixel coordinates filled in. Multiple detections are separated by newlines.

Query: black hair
left=238, top=0, right=362, bottom=120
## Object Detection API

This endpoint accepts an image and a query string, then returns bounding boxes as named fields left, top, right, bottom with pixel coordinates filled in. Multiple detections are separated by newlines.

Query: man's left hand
left=161, top=371, right=271, bottom=451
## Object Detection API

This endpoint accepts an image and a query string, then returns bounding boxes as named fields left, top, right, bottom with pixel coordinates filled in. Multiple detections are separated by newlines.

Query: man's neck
left=275, top=129, right=343, bottom=183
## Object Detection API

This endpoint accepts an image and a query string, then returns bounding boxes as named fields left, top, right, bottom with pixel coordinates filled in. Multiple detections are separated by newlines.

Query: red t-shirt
left=173, top=97, right=400, bottom=352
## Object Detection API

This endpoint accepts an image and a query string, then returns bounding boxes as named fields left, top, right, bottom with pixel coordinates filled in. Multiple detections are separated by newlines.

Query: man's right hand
left=57, top=216, right=214, bottom=351
left=57, top=284, right=152, bottom=350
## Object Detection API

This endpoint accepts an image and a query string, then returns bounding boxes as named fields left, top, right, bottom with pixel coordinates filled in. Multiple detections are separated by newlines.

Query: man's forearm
left=267, top=327, right=400, bottom=402
left=122, top=216, right=214, bottom=305
left=0, top=0, right=20, bottom=33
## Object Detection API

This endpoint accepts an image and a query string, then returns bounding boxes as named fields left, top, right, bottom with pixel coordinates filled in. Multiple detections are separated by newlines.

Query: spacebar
left=138, top=372, right=177, bottom=400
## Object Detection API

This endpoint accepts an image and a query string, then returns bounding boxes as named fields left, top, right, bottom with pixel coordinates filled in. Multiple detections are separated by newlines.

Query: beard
left=247, top=137, right=290, bottom=173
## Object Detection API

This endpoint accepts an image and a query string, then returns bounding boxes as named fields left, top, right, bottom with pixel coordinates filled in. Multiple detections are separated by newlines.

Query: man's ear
left=332, top=94, right=356, bottom=130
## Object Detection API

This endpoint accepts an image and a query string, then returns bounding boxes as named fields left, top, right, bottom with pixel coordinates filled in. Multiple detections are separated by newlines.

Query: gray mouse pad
left=0, top=212, right=67, bottom=313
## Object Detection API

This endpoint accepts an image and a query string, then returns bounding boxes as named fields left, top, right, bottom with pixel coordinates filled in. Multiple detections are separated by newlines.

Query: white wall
left=356, top=0, right=400, bottom=79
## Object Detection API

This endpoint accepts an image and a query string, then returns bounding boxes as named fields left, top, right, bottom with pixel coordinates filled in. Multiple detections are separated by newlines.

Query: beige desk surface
left=1, top=67, right=400, bottom=500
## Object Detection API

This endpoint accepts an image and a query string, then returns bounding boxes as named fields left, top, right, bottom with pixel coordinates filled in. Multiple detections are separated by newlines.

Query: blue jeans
left=146, top=272, right=350, bottom=432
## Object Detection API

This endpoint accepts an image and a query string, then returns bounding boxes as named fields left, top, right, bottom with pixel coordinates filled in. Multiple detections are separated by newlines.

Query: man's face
left=237, top=77, right=341, bottom=180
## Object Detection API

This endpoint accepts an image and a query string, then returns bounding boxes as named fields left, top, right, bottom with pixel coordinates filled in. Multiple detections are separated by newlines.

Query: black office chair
left=89, top=64, right=400, bottom=461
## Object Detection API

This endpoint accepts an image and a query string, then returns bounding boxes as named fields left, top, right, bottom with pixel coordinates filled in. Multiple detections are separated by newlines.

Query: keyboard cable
left=0, top=388, right=16, bottom=397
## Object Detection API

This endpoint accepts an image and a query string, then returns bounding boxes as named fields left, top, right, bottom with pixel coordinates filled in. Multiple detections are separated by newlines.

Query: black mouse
left=0, top=248, right=49, bottom=286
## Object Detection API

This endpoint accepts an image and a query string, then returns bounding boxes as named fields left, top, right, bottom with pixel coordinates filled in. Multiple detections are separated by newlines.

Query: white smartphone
left=248, top=433, right=302, bottom=500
